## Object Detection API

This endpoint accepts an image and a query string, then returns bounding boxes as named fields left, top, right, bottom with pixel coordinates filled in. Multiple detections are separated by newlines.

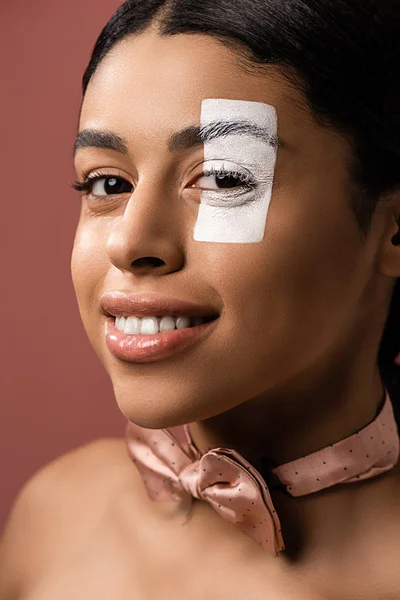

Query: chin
left=109, top=373, right=241, bottom=430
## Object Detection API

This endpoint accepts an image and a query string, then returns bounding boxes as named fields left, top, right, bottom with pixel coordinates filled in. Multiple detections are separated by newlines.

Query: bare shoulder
left=0, top=437, right=144, bottom=598
left=31, top=436, right=143, bottom=500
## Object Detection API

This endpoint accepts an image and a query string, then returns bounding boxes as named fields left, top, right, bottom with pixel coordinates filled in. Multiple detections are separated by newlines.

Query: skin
left=3, top=25, right=399, bottom=600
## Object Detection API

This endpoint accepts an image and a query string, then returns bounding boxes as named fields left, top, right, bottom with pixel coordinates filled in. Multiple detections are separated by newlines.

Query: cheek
left=203, top=183, right=363, bottom=357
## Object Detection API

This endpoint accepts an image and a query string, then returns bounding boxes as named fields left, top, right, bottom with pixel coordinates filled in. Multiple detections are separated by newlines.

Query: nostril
left=132, top=257, right=165, bottom=268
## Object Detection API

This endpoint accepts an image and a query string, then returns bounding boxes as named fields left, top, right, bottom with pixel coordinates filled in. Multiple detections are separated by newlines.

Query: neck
left=187, top=362, right=386, bottom=468
left=269, top=460, right=400, bottom=596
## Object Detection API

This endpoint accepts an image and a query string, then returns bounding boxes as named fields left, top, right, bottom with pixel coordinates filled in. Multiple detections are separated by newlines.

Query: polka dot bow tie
left=125, top=389, right=399, bottom=557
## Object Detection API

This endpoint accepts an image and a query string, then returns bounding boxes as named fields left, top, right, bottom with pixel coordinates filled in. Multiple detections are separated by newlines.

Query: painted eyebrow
left=73, top=120, right=284, bottom=157
left=169, top=121, right=284, bottom=151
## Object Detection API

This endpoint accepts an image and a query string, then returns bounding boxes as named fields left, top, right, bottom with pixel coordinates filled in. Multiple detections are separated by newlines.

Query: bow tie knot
left=127, top=424, right=285, bottom=554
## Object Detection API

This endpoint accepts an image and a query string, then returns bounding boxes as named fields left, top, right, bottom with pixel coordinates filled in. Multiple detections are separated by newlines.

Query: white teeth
left=117, top=316, right=126, bottom=331
left=113, top=315, right=211, bottom=335
left=124, top=316, right=141, bottom=334
left=140, top=317, right=159, bottom=335
left=159, top=316, right=176, bottom=332
left=176, top=317, right=191, bottom=329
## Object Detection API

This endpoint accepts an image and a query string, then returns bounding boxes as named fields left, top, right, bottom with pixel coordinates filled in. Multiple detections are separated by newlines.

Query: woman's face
left=72, top=30, right=385, bottom=428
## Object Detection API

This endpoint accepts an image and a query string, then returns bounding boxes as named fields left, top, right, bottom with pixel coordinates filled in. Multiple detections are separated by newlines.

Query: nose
left=106, top=180, right=185, bottom=278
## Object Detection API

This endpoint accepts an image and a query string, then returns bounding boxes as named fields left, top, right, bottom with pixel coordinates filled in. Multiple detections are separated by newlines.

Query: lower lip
left=104, top=317, right=219, bottom=364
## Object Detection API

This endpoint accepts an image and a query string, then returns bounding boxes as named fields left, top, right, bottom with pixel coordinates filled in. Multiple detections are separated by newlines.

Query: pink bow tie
left=125, top=389, right=399, bottom=557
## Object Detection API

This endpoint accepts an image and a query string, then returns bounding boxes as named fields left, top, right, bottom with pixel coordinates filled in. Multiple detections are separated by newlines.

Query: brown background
left=0, top=0, right=126, bottom=530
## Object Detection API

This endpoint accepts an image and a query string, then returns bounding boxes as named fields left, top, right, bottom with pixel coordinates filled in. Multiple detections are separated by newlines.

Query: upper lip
left=100, top=292, right=221, bottom=319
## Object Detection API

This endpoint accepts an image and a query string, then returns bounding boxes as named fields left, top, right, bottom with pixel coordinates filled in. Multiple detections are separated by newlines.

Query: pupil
left=105, top=177, right=121, bottom=194
left=215, top=174, right=240, bottom=189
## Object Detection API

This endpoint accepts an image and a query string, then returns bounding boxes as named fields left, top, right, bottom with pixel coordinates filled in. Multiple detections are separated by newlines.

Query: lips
left=100, top=291, right=221, bottom=363
left=100, top=291, right=220, bottom=320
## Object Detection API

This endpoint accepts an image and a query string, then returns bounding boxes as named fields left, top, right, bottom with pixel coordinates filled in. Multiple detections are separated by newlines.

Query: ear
left=378, top=193, right=400, bottom=279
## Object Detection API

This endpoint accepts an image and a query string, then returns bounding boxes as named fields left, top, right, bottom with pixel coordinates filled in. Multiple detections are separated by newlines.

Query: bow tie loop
left=179, top=448, right=284, bottom=556
left=191, top=450, right=284, bottom=554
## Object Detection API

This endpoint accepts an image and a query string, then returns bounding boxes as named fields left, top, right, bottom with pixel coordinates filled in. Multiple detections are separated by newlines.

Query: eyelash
left=71, top=164, right=259, bottom=199
left=201, top=163, right=258, bottom=191
left=71, top=172, right=119, bottom=194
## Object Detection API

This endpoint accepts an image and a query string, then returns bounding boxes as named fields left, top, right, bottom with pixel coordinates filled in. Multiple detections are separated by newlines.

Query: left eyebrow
left=73, top=120, right=284, bottom=157
left=169, top=120, right=284, bottom=152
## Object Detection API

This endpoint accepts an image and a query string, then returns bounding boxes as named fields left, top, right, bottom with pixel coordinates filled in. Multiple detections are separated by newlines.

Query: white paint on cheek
left=193, top=98, right=278, bottom=243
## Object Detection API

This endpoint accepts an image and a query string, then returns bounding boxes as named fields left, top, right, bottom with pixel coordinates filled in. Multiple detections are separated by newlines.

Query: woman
left=1, top=0, right=400, bottom=597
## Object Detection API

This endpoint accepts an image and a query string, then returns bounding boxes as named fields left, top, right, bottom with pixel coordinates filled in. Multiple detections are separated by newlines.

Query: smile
left=101, top=292, right=220, bottom=363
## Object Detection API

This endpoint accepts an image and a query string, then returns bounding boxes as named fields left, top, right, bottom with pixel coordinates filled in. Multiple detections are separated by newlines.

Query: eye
left=197, top=172, right=250, bottom=190
left=72, top=174, right=133, bottom=198
left=186, top=160, right=271, bottom=209
left=191, top=162, right=258, bottom=194
left=92, top=176, right=133, bottom=196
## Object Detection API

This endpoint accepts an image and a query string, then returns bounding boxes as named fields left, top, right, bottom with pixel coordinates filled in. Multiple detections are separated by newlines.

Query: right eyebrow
left=73, top=120, right=284, bottom=157
left=73, top=130, right=130, bottom=157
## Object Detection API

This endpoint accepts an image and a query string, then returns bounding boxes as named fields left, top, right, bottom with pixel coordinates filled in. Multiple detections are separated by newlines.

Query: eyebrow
left=73, top=120, right=284, bottom=157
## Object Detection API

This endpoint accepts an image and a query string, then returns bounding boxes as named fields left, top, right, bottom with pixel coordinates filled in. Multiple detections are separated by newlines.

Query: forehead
left=79, top=30, right=313, bottom=141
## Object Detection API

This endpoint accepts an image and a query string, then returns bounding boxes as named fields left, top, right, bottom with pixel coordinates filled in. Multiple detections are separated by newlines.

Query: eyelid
left=203, top=163, right=257, bottom=185
left=80, top=166, right=133, bottom=182
left=187, top=159, right=258, bottom=186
